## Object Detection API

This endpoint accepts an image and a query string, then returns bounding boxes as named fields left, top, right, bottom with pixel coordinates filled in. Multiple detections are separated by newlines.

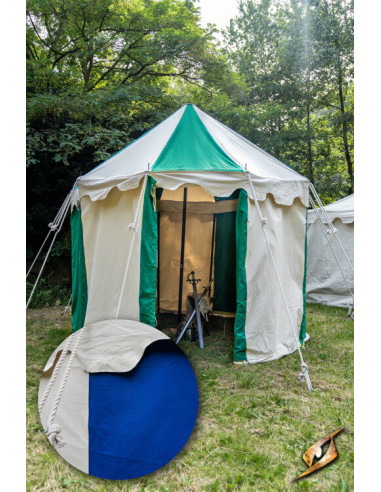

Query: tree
left=27, top=0, right=219, bottom=92
left=313, top=0, right=354, bottom=193
left=222, top=0, right=353, bottom=200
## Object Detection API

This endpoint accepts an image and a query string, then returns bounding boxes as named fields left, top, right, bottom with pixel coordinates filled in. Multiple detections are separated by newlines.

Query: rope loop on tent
left=46, top=423, right=65, bottom=448
left=115, top=173, right=148, bottom=318
left=245, top=171, right=313, bottom=391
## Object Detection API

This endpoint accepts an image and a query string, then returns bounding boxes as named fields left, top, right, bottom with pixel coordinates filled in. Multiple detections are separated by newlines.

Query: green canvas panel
left=213, top=212, right=237, bottom=312
left=213, top=191, right=240, bottom=312
left=139, top=177, right=158, bottom=326
left=233, top=190, right=248, bottom=361
left=71, top=205, right=88, bottom=332
left=299, top=208, right=308, bottom=343
left=152, top=105, right=242, bottom=172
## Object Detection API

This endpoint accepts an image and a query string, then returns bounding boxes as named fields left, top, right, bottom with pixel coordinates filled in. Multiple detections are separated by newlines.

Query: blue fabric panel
left=88, top=340, right=198, bottom=480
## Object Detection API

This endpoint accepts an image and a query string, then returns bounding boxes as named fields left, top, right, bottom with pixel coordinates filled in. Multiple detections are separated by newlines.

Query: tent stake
left=177, top=188, right=187, bottom=325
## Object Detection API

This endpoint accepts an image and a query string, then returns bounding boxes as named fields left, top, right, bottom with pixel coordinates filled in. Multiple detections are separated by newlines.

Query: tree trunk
left=338, top=62, right=353, bottom=194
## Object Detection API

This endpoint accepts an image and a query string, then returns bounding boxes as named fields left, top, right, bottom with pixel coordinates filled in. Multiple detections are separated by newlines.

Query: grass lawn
left=26, top=304, right=353, bottom=491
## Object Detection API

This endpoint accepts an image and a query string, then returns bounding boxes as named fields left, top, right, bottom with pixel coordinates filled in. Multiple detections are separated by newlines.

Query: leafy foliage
left=26, top=278, right=71, bottom=308
left=26, top=0, right=354, bottom=255
left=222, top=0, right=354, bottom=199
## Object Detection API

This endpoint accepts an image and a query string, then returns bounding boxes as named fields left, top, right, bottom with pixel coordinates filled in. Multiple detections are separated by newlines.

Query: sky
left=196, top=0, right=239, bottom=30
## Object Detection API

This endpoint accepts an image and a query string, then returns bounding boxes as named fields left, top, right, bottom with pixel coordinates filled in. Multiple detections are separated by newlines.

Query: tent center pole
left=208, top=213, right=216, bottom=295
left=177, top=188, right=187, bottom=325
left=157, top=210, right=161, bottom=314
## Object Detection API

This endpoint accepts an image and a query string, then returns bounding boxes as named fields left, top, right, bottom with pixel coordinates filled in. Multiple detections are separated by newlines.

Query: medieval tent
left=306, top=194, right=354, bottom=308
left=69, top=104, right=311, bottom=374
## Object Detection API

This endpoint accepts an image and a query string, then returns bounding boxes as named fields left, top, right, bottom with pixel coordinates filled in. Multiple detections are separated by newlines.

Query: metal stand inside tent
left=188, top=271, right=204, bottom=348
left=176, top=280, right=212, bottom=346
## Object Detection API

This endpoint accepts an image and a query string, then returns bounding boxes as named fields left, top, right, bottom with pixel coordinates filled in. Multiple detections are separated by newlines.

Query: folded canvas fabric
left=39, top=319, right=199, bottom=480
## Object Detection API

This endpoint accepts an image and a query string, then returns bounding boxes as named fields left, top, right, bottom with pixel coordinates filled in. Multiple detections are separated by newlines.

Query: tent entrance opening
left=156, top=185, right=239, bottom=321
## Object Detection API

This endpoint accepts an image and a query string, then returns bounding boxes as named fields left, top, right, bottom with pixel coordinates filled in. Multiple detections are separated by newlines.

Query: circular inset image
left=39, top=319, right=199, bottom=480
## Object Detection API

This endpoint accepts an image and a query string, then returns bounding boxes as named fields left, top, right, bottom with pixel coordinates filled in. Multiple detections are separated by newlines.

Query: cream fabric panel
left=81, top=185, right=144, bottom=324
left=39, top=355, right=89, bottom=474
left=306, top=219, right=354, bottom=307
left=43, top=320, right=169, bottom=376
left=245, top=197, right=306, bottom=363
left=159, top=186, right=214, bottom=313
left=159, top=211, right=181, bottom=311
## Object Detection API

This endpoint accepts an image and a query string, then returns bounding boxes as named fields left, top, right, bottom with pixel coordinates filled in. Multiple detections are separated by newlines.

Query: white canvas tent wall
left=306, top=194, right=354, bottom=307
left=69, top=104, right=311, bottom=367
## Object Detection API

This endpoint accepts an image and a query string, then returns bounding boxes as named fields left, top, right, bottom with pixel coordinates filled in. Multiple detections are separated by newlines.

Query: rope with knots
left=43, top=326, right=87, bottom=448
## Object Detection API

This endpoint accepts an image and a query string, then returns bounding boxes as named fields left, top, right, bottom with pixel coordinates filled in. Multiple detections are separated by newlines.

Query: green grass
left=26, top=304, right=353, bottom=491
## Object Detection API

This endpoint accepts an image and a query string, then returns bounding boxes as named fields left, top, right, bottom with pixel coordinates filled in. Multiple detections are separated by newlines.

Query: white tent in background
left=306, top=194, right=354, bottom=308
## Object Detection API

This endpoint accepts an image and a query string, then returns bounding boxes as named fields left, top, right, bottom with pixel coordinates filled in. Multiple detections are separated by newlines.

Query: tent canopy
left=308, top=194, right=354, bottom=224
left=71, top=104, right=310, bottom=366
left=75, top=104, right=309, bottom=206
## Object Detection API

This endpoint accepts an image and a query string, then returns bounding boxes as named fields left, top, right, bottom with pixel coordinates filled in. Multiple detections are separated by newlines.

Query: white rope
left=309, top=195, right=354, bottom=305
left=38, top=333, right=75, bottom=414
left=46, top=423, right=65, bottom=448
left=115, top=173, right=148, bottom=318
left=309, top=184, right=354, bottom=271
left=26, top=193, right=71, bottom=279
left=246, top=172, right=313, bottom=391
left=26, top=184, right=77, bottom=309
left=26, top=230, right=52, bottom=279
left=45, top=326, right=87, bottom=448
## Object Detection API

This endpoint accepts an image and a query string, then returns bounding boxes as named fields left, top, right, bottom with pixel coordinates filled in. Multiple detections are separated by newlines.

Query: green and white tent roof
left=76, top=104, right=309, bottom=206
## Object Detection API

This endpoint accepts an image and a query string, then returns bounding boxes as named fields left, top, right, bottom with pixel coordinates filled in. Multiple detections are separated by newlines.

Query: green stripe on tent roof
left=152, top=104, right=242, bottom=172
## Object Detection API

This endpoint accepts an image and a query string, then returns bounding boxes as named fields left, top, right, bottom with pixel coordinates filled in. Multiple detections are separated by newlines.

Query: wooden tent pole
left=208, top=213, right=216, bottom=294
left=177, top=188, right=187, bottom=325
